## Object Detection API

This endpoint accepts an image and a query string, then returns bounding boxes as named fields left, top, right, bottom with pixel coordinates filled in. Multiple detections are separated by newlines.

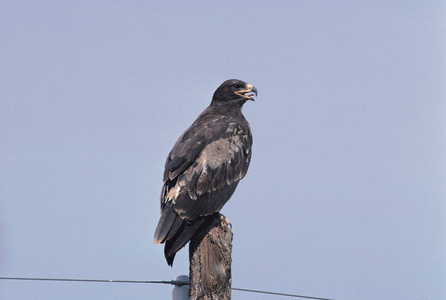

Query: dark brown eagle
left=153, top=79, right=257, bottom=266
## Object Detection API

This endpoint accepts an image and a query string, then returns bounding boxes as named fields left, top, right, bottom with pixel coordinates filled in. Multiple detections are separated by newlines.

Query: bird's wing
left=163, top=115, right=226, bottom=183
left=161, top=117, right=252, bottom=220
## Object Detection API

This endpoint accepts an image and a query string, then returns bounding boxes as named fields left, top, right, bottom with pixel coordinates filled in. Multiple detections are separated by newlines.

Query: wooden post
left=189, top=213, right=233, bottom=300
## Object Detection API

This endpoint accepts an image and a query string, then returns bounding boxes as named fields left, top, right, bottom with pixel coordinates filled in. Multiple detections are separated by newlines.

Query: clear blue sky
left=1, top=2, right=445, bottom=299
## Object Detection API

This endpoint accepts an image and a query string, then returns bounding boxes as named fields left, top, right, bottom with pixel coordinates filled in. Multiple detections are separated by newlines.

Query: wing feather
left=170, top=122, right=251, bottom=219
left=163, top=115, right=225, bottom=182
left=160, top=113, right=252, bottom=222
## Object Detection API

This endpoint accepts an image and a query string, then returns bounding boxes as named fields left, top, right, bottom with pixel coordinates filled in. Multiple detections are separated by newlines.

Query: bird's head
left=212, top=79, right=258, bottom=104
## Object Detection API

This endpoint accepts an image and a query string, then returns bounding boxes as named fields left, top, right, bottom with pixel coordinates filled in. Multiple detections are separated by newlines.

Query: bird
left=153, top=79, right=257, bottom=266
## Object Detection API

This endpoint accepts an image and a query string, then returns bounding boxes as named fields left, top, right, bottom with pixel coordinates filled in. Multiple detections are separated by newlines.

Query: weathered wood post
left=189, top=213, right=233, bottom=300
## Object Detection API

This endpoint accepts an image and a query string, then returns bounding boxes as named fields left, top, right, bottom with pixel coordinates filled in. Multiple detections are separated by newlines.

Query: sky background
left=1, top=1, right=445, bottom=300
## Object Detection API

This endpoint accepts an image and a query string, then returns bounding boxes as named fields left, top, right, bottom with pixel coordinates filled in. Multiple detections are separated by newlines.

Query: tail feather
left=154, top=203, right=217, bottom=266
left=153, top=203, right=177, bottom=244
left=164, top=216, right=213, bottom=266
left=165, top=212, right=184, bottom=241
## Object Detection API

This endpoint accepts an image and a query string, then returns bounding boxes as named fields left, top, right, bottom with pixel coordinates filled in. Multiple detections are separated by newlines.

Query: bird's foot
left=220, top=214, right=232, bottom=229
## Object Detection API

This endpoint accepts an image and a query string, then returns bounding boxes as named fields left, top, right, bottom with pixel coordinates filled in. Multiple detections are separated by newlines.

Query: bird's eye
left=234, top=84, right=241, bottom=89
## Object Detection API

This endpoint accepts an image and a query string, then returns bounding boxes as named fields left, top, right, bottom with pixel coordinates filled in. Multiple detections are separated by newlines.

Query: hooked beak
left=235, top=84, right=258, bottom=101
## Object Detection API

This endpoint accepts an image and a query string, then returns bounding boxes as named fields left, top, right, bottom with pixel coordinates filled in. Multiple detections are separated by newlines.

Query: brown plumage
left=153, top=79, right=257, bottom=266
